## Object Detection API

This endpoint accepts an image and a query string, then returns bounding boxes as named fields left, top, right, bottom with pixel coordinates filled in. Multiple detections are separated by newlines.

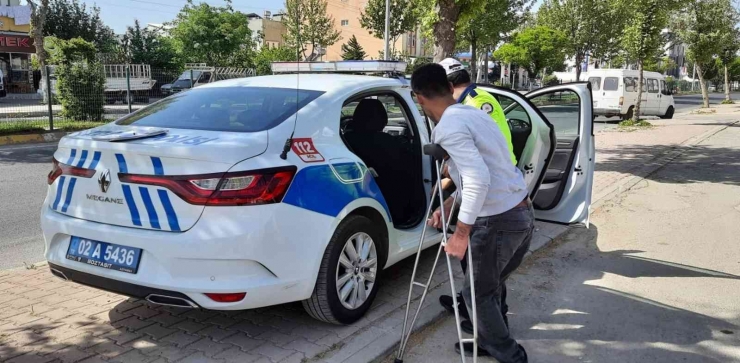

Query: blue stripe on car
left=151, top=157, right=164, bottom=175
left=139, top=187, right=161, bottom=229
left=122, top=185, right=142, bottom=226
left=52, top=176, right=66, bottom=210
left=74, top=150, right=88, bottom=168
left=66, top=149, right=77, bottom=165
left=60, top=178, right=77, bottom=213
left=157, top=190, right=180, bottom=231
left=87, top=151, right=102, bottom=170
left=282, top=163, right=391, bottom=220
left=115, top=153, right=128, bottom=173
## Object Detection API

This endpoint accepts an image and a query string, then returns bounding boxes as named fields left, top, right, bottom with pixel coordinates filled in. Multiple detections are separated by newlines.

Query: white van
left=586, top=69, right=675, bottom=120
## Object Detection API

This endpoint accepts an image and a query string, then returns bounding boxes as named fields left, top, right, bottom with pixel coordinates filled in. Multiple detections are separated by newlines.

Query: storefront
left=0, top=34, right=36, bottom=93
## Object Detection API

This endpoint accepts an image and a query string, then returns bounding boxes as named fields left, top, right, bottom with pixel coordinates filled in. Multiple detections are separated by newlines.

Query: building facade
left=0, top=3, right=35, bottom=94
left=247, top=11, right=287, bottom=51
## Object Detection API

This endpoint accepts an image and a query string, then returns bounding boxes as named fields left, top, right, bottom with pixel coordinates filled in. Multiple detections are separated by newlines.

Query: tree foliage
left=283, top=0, right=342, bottom=60
left=672, top=0, right=736, bottom=107
left=494, top=25, right=568, bottom=81
left=120, top=20, right=180, bottom=70
left=170, top=0, right=255, bottom=67
left=341, top=35, right=367, bottom=60
left=47, top=37, right=104, bottom=120
left=360, top=0, right=418, bottom=54
left=538, top=0, right=625, bottom=81
left=415, top=0, right=493, bottom=61
left=254, top=45, right=299, bottom=75
left=43, top=0, right=117, bottom=53
left=643, top=56, right=677, bottom=74
left=457, top=0, right=531, bottom=81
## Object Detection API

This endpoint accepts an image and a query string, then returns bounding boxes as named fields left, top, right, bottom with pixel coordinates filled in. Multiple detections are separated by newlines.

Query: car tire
left=303, top=215, right=385, bottom=325
left=622, top=106, right=634, bottom=121
left=661, top=106, right=674, bottom=119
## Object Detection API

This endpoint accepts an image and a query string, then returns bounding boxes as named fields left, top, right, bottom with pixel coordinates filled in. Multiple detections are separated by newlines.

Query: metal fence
left=0, top=64, right=255, bottom=136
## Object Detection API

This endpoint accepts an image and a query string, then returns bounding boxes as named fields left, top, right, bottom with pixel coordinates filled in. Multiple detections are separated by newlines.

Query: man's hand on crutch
left=428, top=197, right=469, bottom=260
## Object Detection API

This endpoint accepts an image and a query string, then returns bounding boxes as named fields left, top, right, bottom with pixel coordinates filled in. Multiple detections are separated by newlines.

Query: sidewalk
left=1, top=105, right=738, bottom=363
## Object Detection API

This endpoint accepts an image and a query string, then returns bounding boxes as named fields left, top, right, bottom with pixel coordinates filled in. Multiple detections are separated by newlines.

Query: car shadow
left=509, top=225, right=740, bottom=362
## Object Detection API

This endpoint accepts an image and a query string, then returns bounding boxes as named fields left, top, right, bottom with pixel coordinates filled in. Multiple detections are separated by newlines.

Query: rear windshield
left=603, top=77, right=619, bottom=91
left=116, top=87, right=324, bottom=132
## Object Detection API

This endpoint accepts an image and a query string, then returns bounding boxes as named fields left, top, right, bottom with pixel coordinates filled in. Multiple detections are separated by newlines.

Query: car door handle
left=574, top=166, right=583, bottom=174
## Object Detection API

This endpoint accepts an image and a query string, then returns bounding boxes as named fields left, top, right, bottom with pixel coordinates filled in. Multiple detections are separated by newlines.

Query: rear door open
left=525, top=83, right=595, bottom=224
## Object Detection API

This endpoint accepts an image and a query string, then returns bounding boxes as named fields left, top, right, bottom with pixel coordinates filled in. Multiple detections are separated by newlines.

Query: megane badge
left=98, top=169, right=111, bottom=193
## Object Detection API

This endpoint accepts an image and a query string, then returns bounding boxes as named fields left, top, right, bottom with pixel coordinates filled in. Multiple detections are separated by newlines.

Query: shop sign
left=0, top=35, right=34, bottom=53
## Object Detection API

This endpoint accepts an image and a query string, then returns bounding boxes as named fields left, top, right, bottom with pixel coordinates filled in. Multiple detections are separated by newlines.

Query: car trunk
left=48, top=125, right=268, bottom=232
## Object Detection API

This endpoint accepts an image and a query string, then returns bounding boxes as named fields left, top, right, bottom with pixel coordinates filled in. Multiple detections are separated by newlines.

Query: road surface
left=392, top=125, right=740, bottom=362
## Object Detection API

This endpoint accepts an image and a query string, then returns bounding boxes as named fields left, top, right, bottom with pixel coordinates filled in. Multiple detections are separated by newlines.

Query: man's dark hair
left=447, top=69, right=471, bottom=87
left=411, top=63, right=452, bottom=99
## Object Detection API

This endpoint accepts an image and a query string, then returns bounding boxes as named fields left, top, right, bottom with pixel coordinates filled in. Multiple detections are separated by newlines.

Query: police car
left=41, top=61, right=595, bottom=324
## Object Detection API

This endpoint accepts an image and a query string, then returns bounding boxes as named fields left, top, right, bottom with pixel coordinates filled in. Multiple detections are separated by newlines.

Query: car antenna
left=280, top=2, right=301, bottom=160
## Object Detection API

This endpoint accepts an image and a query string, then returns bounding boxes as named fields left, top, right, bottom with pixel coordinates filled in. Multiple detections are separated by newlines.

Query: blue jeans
left=462, top=199, right=534, bottom=363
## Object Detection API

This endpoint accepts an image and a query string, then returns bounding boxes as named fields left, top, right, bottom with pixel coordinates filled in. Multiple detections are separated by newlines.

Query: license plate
left=66, top=237, right=142, bottom=274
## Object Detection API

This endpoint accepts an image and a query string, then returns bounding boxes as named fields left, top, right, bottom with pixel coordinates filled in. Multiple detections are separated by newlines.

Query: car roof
left=200, top=74, right=408, bottom=93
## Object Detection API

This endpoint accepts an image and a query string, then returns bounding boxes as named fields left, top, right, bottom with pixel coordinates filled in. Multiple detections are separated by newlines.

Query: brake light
left=47, top=159, right=96, bottom=185
left=204, top=292, right=246, bottom=303
left=118, top=166, right=297, bottom=206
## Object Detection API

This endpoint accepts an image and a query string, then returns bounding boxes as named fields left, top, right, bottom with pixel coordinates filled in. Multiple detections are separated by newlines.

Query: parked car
left=586, top=69, right=675, bottom=120
left=41, top=61, right=595, bottom=325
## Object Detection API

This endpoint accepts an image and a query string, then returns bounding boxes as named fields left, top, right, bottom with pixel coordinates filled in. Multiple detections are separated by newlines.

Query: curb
left=591, top=120, right=739, bottom=212
left=0, top=130, right=68, bottom=146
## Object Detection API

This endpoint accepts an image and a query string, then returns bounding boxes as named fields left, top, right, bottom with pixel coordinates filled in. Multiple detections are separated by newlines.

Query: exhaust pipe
left=50, top=268, right=69, bottom=282
left=146, top=294, right=198, bottom=308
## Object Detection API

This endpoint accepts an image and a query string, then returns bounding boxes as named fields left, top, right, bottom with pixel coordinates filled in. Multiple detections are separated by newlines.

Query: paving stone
left=221, top=333, right=265, bottom=352
left=278, top=352, right=306, bottom=363
left=212, top=347, right=261, bottom=363
left=99, top=329, right=143, bottom=346
left=90, top=309, right=130, bottom=324
left=176, top=352, right=225, bottom=363
left=139, top=343, right=197, bottom=362
left=44, top=324, right=87, bottom=343
left=250, top=342, right=294, bottom=362
left=171, top=320, right=208, bottom=334
left=197, top=325, right=238, bottom=342
left=254, top=331, right=299, bottom=347
left=56, top=314, right=97, bottom=328
left=282, top=338, right=326, bottom=357
left=108, top=349, right=159, bottom=363
left=77, top=356, right=108, bottom=363
left=5, top=312, right=44, bottom=326
left=112, top=316, right=155, bottom=332
left=127, top=306, right=160, bottom=320
left=186, top=337, right=232, bottom=357
left=147, top=313, right=186, bottom=328
left=46, top=346, right=95, bottom=363
left=38, top=308, right=75, bottom=322
left=182, top=310, right=219, bottom=323
left=137, top=324, right=177, bottom=341
left=21, top=289, right=56, bottom=301
left=59, top=334, right=107, bottom=349
left=112, top=300, right=143, bottom=314
left=204, top=314, right=240, bottom=329
left=88, top=339, right=133, bottom=359
left=5, top=353, right=58, bottom=363
left=290, top=326, right=332, bottom=343
left=160, top=331, right=201, bottom=348
left=228, top=321, right=270, bottom=338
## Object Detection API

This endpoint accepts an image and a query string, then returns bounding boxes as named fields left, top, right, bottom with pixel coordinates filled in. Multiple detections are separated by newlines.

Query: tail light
left=118, top=166, right=297, bottom=206
left=48, top=159, right=96, bottom=185
left=204, top=292, right=246, bottom=303
left=619, top=96, right=624, bottom=106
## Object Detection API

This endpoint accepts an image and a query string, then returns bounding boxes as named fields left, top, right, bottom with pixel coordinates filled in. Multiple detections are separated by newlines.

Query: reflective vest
left=457, top=84, right=517, bottom=165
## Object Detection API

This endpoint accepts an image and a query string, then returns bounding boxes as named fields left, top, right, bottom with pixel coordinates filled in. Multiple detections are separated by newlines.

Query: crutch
left=395, top=143, right=478, bottom=363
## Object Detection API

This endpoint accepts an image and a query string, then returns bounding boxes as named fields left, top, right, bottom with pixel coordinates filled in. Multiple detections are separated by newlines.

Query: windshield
left=178, top=70, right=202, bottom=80
left=116, top=87, right=324, bottom=133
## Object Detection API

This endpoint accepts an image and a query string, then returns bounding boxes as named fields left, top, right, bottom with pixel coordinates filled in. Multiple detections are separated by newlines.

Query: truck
left=48, top=64, right=157, bottom=104
left=160, top=63, right=253, bottom=96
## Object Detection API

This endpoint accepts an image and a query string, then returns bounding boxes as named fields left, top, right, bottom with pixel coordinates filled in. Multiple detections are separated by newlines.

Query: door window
left=498, top=95, right=532, bottom=162
left=624, top=77, right=636, bottom=92
left=648, top=79, right=659, bottom=93
left=661, top=80, right=667, bottom=93
left=603, top=77, right=619, bottom=91
left=642, top=78, right=648, bottom=92
left=529, top=90, right=580, bottom=136
left=587, top=77, right=601, bottom=91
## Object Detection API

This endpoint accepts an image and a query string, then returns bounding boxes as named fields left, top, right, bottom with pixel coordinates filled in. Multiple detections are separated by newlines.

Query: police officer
left=437, top=57, right=519, bottom=334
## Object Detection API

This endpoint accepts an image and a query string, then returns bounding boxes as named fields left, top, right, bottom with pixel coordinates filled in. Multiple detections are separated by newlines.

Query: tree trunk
left=696, top=62, right=710, bottom=108
left=633, top=61, right=644, bottom=122
left=432, top=0, right=460, bottom=62
left=724, top=64, right=731, bottom=102
left=29, top=0, right=48, bottom=102
left=470, top=41, right=477, bottom=83
left=575, top=53, right=583, bottom=82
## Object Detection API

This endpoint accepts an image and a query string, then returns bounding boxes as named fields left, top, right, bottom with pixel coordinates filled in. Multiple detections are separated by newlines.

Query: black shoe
left=459, top=316, right=509, bottom=335
left=439, top=294, right=470, bottom=320
left=454, top=342, right=491, bottom=357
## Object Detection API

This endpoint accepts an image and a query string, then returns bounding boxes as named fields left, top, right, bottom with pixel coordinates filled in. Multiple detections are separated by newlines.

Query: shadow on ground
left=0, top=144, right=55, bottom=165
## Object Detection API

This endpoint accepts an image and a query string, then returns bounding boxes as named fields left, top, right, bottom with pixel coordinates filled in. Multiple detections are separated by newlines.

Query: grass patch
left=721, top=99, right=735, bottom=105
left=691, top=108, right=717, bottom=114
left=0, top=120, right=107, bottom=136
left=618, top=119, right=652, bottom=127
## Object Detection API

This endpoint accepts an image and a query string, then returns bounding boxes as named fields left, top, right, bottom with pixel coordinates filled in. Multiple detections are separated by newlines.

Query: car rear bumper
left=593, top=107, right=622, bottom=116
left=41, top=203, right=337, bottom=310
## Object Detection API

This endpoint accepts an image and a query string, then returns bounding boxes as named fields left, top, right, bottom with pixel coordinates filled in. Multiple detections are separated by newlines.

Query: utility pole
left=691, top=63, right=696, bottom=91
left=383, top=0, right=390, bottom=60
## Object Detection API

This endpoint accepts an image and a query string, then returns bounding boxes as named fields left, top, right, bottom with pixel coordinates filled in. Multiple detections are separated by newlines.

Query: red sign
left=0, top=35, right=34, bottom=53
left=291, top=138, right=325, bottom=163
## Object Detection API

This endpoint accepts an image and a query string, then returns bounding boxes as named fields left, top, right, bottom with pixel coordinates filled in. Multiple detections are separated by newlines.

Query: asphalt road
left=0, top=143, right=55, bottom=269
left=673, top=91, right=740, bottom=111
left=395, top=126, right=740, bottom=362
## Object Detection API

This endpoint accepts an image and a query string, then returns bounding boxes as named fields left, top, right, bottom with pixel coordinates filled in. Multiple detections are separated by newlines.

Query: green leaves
left=170, top=1, right=255, bottom=67
left=283, top=0, right=342, bottom=60
left=494, top=26, right=568, bottom=79
left=254, top=45, right=299, bottom=75
left=120, top=20, right=179, bottom=71
left=341, top=35, right=367, bottom=60
left=42, top=0, right=117, bottom=53
left=360, top=0, right=418, bottom=44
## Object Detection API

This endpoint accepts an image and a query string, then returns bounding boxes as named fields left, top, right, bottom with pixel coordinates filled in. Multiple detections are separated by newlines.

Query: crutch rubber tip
left=394, top=359, right=404, bottom=363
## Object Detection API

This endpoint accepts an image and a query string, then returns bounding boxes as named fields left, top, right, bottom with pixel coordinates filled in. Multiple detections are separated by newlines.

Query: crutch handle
left=423, top=143, right=448, bottom=161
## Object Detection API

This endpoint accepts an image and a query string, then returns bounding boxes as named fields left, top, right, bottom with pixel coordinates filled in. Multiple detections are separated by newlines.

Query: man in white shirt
left=411, top=63, right=532, bottom=363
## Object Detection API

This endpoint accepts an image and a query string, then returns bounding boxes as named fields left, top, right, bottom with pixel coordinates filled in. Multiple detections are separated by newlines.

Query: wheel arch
left=344, top=206, right=389, bottom=269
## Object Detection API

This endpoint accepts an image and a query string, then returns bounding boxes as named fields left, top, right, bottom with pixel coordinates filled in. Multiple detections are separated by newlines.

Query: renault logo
left=98, top=169, right=111, bottom=193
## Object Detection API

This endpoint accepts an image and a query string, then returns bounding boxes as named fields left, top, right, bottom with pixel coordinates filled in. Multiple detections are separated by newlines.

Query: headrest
left=348, top=99, right=388, bottom=133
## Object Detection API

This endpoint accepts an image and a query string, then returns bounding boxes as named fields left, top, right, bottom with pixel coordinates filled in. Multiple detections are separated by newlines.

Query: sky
left=44, top=0, right=542, bottom=35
